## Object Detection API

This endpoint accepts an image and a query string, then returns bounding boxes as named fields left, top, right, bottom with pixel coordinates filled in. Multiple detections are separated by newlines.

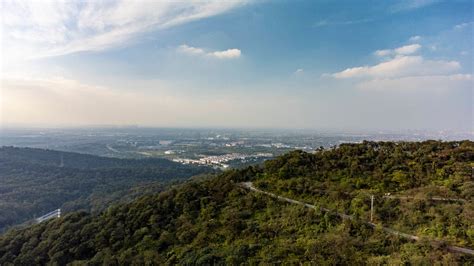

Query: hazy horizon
left=1, top=0, right=472, bottom=131
left=1, top=124, right=472, bottom=138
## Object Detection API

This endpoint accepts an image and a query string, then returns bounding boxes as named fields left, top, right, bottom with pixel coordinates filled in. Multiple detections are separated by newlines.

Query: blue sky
left=1, top=0, right=472, bottom=131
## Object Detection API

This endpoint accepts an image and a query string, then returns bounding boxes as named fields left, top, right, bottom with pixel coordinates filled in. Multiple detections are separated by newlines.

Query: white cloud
left=395, top=44, right=421, bottom=55
left=331, top=39, right=469, bottom=94
left=177, top=45, right=205, bottom=55
left=177, top=45, right=241, bottom=59
left=374, top=49, right=392, bottom=57
left=295, top=69, right=304, bottom=74
left=211, top=49, right=241, bottom=59
left=332, top=56, right=460, bottom=79
left=374, top=44, right=421, bottom=57
left=454, top=22, right=473, bottom=30
left=0, top=0, right=247, bottom=62
left=390, top=0, right=440, bottom=12
left=357, top=74, right=473, bottom=91
left=409, top=35, right=422, bottom=42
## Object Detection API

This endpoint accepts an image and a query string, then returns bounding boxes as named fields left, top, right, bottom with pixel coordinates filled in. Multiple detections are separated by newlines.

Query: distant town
left=1, top=127, right=471, bottom=168
left=172, top=152, right=273, bottom=169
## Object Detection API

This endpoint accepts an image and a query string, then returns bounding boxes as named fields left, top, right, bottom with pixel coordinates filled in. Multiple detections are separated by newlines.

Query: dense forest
left=0, top=141, right=473, bottom=264
left=0, top=147, right=213, bottom=232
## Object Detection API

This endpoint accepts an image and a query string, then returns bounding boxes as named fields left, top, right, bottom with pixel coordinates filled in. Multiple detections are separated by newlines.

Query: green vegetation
left=255, top=141, right=474, bottom=247
left=0, top=141, right=473, bottom=264
left=0, top=147, right=213, bottom=232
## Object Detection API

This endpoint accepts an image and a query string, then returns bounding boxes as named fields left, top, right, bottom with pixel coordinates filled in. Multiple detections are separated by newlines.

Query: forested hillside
left=252, top=140, right=474, bottom=255
left=0, top=141, right=472, bottom=264
left=0, top=147, right=213, bottom=232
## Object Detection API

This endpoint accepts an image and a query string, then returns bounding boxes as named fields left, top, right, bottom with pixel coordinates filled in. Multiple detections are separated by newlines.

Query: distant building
left=36, top=209, right=61, bottom=223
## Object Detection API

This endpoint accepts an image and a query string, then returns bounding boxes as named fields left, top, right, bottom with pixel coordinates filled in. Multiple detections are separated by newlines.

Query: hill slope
left=0, top=147, right=212, bottom=232
left=0, top=141, right=473, bottom=264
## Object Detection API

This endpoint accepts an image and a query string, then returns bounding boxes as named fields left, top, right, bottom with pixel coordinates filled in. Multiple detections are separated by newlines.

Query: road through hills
left=239, top=182, right=474, bottom=256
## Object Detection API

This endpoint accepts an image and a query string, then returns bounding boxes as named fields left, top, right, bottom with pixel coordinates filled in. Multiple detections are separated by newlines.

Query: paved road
left=383, top=195, right=466, bottom=203
left=239, top=182, right=474, bottom=256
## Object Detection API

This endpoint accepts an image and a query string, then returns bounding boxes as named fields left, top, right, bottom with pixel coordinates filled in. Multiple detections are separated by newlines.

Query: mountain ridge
left=0, top=140, right=473, bottom=264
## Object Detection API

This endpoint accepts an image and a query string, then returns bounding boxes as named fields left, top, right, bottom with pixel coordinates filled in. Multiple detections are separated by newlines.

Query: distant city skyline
left=1, top=0, right=472, bottom=131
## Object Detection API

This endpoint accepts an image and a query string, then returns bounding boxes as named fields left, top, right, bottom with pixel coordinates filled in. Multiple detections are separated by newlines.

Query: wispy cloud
left=313, top=18, right=373, bottom=28
left=454, top=21, right=473, bottom=30
left=374, top=44, right=422, bottom=57
left=408, top=35, right=422, bottom=42
left=332, top=56, right=460, bottom=79
left=177, top=45, right=206, bottom=55
left=178, top=44, right=241, bottom=59
left=390, top=0, right=440, bottom=12
left=1, top=0, right=247, bottom=61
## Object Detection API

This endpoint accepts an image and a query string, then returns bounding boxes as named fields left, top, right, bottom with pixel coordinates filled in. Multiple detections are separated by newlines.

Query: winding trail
left=239, top=182, right=474, bottom=256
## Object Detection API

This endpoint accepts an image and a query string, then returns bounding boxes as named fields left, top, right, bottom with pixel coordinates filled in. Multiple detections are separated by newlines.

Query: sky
left=0, top=0, right=472, bottom=132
